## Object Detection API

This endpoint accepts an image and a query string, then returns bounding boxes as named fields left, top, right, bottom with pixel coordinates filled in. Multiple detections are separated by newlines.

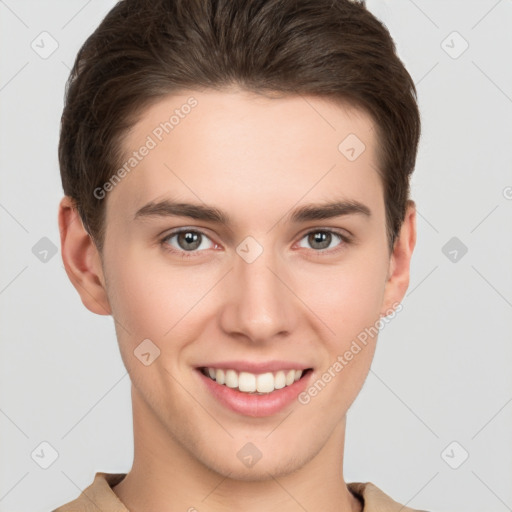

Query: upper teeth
left=203, top=367, right=304, bottom=394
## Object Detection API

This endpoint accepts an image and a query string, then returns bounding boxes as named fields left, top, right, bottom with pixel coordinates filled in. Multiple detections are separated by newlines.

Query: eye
left=160, top=227, right=351, bottom=259
left=161, top=228, right=216, bottom=257
left=297, top=229, right=350, bottom=253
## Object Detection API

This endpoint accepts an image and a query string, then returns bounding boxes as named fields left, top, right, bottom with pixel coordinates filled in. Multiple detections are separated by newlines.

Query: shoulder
left=51, top=472, right=128, bottom=512
left=348, top=481, right=431, bottom=512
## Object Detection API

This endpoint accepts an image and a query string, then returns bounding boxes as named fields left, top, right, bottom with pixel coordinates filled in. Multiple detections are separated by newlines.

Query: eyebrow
left=133, top=198, right=371, bottom=225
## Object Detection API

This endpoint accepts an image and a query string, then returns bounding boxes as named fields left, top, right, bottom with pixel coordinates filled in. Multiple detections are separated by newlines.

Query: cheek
left=104, top=249, right=213, bottom=342
left=103, top=250, right=170, bottom=340
left=300, top=262, right=384, bottom=411
left=300, top=251, right=387, bottom=339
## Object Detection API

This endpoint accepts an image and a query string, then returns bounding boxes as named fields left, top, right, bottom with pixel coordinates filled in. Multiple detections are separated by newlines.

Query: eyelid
left=295, top=227, right=352, bottom=253
left=299, top=226, right=352, bottom=242
left=160, top=227, right=217, bottom=256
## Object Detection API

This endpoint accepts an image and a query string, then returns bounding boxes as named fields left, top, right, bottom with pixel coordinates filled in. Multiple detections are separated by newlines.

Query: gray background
left=1, top=1, right=511, bottom=511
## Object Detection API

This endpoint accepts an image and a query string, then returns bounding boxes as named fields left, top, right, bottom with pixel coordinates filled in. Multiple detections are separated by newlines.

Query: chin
left=199, top=446, right=309, bottom=482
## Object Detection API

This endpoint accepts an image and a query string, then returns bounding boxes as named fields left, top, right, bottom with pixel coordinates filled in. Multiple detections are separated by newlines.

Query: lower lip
left=196, top=368, right=313, bottom=417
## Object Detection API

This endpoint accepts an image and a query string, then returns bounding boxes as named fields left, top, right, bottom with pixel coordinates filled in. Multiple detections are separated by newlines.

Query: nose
left=218, top=240, right=298, bottom=344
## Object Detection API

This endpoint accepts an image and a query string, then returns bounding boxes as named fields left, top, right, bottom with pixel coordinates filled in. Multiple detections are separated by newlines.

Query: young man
left=54, top=0, right=424, bottom=510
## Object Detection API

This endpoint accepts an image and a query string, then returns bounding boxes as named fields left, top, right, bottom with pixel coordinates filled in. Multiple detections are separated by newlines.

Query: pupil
left=310, top=231, right=330, bottom=250
left=179, top=231, right=201, bottom=250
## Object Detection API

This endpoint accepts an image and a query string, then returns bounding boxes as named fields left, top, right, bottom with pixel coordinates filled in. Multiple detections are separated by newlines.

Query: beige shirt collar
left=52, top=472, right=427, bottom=512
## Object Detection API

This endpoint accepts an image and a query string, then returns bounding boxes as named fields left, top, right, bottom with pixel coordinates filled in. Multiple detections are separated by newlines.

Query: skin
left=59, top=87, right=416, bottom=512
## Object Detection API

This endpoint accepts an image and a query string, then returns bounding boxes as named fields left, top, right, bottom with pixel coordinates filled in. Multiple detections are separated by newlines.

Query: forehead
left=107, top=88, right=383, bottom=225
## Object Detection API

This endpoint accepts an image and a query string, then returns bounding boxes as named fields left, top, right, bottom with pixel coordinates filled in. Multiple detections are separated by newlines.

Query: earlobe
left=58, top=196, right=112, bottom=316
left=380, top=200, right=417, bottom=316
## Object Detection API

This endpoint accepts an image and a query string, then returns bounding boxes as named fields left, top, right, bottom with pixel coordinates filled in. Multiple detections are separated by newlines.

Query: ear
left=58, top=196, right=112, bottom=315
left=380, top=200, right=417, bottom=316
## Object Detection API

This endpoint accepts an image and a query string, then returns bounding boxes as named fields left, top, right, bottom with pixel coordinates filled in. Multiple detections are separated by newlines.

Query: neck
left=112, top=385, right=363, bottom=512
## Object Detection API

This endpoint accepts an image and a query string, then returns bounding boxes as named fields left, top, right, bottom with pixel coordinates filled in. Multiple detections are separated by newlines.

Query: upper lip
left=197, top=360, right=312, bottom=374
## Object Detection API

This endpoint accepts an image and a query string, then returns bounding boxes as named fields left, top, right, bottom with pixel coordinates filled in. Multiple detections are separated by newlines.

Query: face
left=73, top=88, right=414, bottom=480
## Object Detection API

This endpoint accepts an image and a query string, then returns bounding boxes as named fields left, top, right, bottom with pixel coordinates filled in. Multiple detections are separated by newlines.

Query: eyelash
left=159, top=227, right=352, bottom=259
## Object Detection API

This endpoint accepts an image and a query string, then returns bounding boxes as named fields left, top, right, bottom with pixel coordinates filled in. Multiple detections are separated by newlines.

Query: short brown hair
left=59, top=0, right=421, bottom=254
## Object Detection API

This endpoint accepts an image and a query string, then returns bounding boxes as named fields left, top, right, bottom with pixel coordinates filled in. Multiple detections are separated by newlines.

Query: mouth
left=198, top=366, right=313, bottom=395
left=194, top=360, right=315, bottom=417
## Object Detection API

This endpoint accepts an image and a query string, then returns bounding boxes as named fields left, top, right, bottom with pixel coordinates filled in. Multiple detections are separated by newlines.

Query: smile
left=200, top=367, right=309, bottom=394
left=196, top=361, right=314, bottom=416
